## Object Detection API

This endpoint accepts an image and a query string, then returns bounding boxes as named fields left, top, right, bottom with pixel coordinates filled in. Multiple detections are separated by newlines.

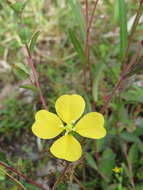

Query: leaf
left=18, top=26, right=32, bottom=44
left=92, top=61, right=105, bottom=102
left=119, top=132, right=140, bottom=143
left=69, top=29, right=85, bottom=63
left=86, top=153, right=98, bottom=171
left=0, top=167, right=6, bottom=181
left=13, top=67, right=29, bottom=80
left=68, top=0, right=85, bottom=40
left=29, top=31, right=40, bottom=53
left=7, top=1, right=28, bottom=14
left=14, top=63, right=30, bottom=75
left=128, top=144, right=139, bottom=166
left=135, top=183, right=143, bottom=190
left=118, top=0, right=128, bottom=59
left=20, top=84, right=38, bottom=92
left=121, top=86, right=143, bottom=103
left=99, top=148, right=115, bottom=180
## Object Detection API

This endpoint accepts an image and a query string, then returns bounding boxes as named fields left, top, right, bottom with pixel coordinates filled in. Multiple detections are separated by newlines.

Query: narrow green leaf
left=92, top=61, right=105, bottom=102
left=69, top=29, right=85, bottom=63
left=86, top=153, right=98, bottom=171
left=12, top=63, right=30, bottom=80
left=118, top=0, right=128, bottom=59
left=13, top=67, right=29, bottom=80
left=20, top=84, right=38, bottom=92
left=68, top=0, right=85, bottom=40
left=18, top=27, right=32, bottom=44
left=0, top=167, right=6, bottom=181
left=14, top=63, right=30, bottom=75
left=29, top=31, right=40, bottom=53
left=7, top=1, right=28, bottom=14
left=99, top=148, right=116, bottom=180
left=128, top=144, right=139, bottom=165
left=120, top=132, right=140, bottom=143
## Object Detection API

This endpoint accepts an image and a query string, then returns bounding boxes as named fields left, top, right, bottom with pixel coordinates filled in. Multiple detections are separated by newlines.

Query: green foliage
left=18, top=26, right=32, bottom=44
left=68, top=0, right=85, bottom=40
left=0, top=97, right=33, bottom=137
left=99, top=148, right=116, bottom=180
left=69, top=29, right=85, bottom=63
left=29, top=31, right=40, bottom=52
left=0, top=0, right=142, bottom=189
left=117, top=0, right=128, bottom=59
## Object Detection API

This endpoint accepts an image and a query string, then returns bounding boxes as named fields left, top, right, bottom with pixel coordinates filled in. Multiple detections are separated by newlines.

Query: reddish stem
left=85, top=0, right=100, bottom=162
left=25, top=45, right=48, bottom=110
left=85, top=0, right=100, bottom=92
left=100, top=45, right=141, bottom=114
left=87, top=0, right=99, bottom=34
left=85, top=0, right=92, bottom=92
left=121, top=1, right=143, bottom=71
left=0, top=161, right=48, bottom=190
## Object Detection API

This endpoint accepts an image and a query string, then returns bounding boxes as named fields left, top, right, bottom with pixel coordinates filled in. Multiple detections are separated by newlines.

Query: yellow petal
left=75, top=112, right=106, bottom=139
left=32, top=110, right=64, bottom=139
left=55, top=94, right=85, bottom=124
left=50, top=134, right=82, bottom=162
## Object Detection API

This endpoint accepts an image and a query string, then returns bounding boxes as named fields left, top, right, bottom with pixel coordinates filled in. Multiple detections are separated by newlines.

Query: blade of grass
left=69, top=29, right=85, bottom=63
left=118, top=0, right=128, bottom=59
left=0, top=166, right=28, bottom=190
left=92, top=62, right=105, bottom=102
left=29, top=31, right=40, bottom=53
left=68, top=0, right=85, bottom=40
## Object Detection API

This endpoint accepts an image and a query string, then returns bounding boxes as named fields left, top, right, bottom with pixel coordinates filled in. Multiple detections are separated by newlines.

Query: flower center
left=64, top=124, right=76, bottom=135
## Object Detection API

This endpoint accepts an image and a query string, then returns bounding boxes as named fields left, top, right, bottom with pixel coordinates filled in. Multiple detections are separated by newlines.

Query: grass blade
left=118, top=0, right=128, bottom=59
left=68, top=0, right=85, bottom=40
left=69, top=29, right=85, bottom=63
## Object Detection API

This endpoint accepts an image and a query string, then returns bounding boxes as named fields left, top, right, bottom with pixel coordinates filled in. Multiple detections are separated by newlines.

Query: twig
left=0, top=166, right=28, bottom=190
left=52, top=162, right=70, bottom=190
left=84, top=0, right=100, bottom=92
left=87, top=0, right=99, bottom=34
left=73, top=175, right=87, bottom=190
left=25, top=44, right=48, bottom=110
left=0, top=161, right=48, bottom=190
left=100, top=45, right=142, bottom=114
left=122, top=0, right=143, bottom=71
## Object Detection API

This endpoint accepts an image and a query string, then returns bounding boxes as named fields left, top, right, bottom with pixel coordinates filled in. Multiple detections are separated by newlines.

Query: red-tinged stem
left=87, top=0, right=99, bottom=35
left=85, top=0, right=100, bottom=92
left=85, top=0, right=100, bottom=161
left=83, top=0, right=89, bottom=92
left=83, top=65, right=88, bottom=92
left=100, top=45, right=141, bottom=114
left=25, top=44, right=48, bottom=110
left=85, top=0, right=91, bottom=91
left=0, top=161, right=48, bottom=190
left=85, top=0, right=89, bottom=27
left=122, top=1, right=143, bottom=71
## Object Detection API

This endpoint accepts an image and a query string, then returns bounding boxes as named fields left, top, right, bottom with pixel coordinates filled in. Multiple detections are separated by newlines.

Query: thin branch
left=52, top=162, right=70, bottom=190
left=73, top=175, right=87, bottom=190
left=25, top=44, right=48, bottom=110
left=85, top=0, right=100, bottom=92
left=0, top=161, right=48, bottom=190
left=100, top=45, right=142, bottom=114
left=87, top=0, right=99, bottom=34
left=0, top=166, right=28, bottom=190
left=122, top=0, right=143, bottom=71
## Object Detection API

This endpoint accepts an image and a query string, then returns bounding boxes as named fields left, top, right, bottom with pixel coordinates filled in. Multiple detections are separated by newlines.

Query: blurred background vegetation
left=0, top=0, right=143, bottom=189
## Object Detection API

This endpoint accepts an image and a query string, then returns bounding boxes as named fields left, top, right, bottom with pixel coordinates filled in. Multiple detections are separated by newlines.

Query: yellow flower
left=32, top=94, right=106, bottom=162
left=112, top=167, right=121, bottom=173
